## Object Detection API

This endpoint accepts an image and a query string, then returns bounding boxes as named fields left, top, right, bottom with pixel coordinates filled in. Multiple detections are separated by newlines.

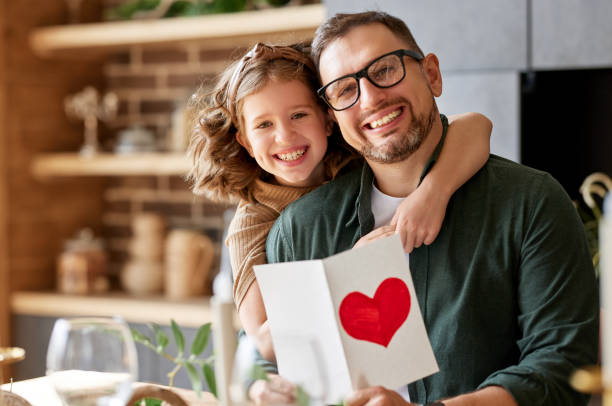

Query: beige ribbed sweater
left=226, top=178, right=316, bottom=308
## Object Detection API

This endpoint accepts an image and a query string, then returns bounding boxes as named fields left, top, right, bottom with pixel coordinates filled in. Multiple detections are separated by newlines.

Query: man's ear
left=325, top=117, right=334, bottom=137
left=328, top=108, right=338, bottom=123
left=421, top=53, right=442, bottom=97
left=235, top=132, right=253, bottom=157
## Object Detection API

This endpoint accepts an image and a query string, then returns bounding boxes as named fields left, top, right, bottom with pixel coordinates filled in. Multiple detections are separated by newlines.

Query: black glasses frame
left=317, top=49, right=424, bottom=111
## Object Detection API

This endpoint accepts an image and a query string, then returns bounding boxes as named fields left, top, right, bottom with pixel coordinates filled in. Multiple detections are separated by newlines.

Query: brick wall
left=99, top=43, right=241, bottom=291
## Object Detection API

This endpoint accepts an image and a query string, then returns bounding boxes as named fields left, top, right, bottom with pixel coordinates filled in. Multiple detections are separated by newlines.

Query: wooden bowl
left=0, top=390, right=33, bottom=406
left=0, top=347, right=25, bottom=366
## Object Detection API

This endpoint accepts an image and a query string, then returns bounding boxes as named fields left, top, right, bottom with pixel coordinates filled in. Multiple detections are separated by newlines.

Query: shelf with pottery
left=10, top=291, right=240, bottom=329
left=29, top=4, right=325, bottom=58
left=31, top=152, right=191, bottom=177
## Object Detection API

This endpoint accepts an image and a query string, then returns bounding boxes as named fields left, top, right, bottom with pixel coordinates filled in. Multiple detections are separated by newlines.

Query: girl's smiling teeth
left=368, top=108, right=402, bottom=129
left=275, top=147, right=307, bottom=161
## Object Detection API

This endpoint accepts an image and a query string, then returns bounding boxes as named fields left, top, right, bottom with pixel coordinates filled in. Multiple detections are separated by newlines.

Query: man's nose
left=358, top=78, right=386, bottom=110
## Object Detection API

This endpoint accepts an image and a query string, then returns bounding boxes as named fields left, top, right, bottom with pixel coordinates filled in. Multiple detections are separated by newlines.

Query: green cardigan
left=265, top=116, right=599, bottom=405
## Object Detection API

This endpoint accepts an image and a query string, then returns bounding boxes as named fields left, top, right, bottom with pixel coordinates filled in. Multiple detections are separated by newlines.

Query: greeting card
left=254, top=235, right=438, bottom=404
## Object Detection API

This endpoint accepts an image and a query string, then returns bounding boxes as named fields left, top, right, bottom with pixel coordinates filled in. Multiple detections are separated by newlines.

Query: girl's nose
left=274, top=121, right=296, bottom=144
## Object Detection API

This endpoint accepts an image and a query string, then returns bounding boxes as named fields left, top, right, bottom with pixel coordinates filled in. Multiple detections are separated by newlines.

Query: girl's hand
left=391, top=182, right=447, bottom=253
left=353, top=225, right=396, bottom=249
left=249, top=374, right=296, bottom=405
left=256, top=320, right=275, bottom=363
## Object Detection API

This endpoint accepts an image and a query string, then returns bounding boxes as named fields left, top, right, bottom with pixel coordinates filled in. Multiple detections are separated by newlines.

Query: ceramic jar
left=164, top=229, right=214, bottom=299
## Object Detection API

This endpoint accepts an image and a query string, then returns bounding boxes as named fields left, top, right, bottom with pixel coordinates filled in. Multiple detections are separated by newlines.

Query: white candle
left=212, top=210, right=238, bottom=406
left=601, top=194, right=612, bottom=386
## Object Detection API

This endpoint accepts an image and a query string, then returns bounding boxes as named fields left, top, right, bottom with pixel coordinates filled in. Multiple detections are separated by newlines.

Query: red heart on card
left=339, top=277, right=411, bottom=347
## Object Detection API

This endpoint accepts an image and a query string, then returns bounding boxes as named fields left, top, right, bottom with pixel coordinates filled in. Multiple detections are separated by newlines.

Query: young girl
left=187, top=42, right=492, bottom=364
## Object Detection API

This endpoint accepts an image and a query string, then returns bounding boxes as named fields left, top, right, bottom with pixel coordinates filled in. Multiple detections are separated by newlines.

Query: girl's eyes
left=253, top=112, right=308, bottom=129
left=291, top=112, right=308, bottom=120
left=255, top=121, right=273, bottom=129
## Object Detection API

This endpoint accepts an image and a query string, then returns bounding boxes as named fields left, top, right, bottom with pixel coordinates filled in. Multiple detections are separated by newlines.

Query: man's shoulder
left=279, top=165, right=363, bottom=218
left=266, top=165, right=364, bottom=262
left=473, top=154, right=570, bottom=207
left=483, top=154, right=558, bottom=187
left=486, top=154, right=544, bottom=176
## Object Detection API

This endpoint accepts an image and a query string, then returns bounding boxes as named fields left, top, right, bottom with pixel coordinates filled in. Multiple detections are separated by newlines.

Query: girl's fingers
left=396, top=226, right=414, bottom=253
left=390, top=211, right=399, bottom=227
left=249, top=377, right=296, bottom=405
left=262, top=390, right=294, bottom=404
left=268, top=375, right=295, bottom=394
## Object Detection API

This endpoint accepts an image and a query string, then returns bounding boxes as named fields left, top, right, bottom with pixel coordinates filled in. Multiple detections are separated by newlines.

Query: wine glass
left=229, top=334, right=260, bottom=405
left=229, top=333, right=328, bottom=406
left=273, top=334, right=328, bottom=406
left=46, top=317, right=138, bottom=406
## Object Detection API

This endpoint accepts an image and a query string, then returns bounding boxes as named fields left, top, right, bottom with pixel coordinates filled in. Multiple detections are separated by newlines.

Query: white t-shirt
left=371, top=182, right=405, bottom=228
left=370, top=182, right=411, bottom=401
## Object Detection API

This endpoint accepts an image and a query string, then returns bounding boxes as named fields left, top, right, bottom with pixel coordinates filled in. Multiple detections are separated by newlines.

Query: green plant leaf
left=170, top=319, right=185, bottom=356
left=185, top=362, right=202, bottom=397
left=149, top=323, right=169, bottom=352
left=296, top=385, right=310, bottom=406
left=203, top=363, right=217, bottom=398
left=131, top=328, right=152, bottom=345
left=191, top=323, right=211, bottom=356
left=142, top=398, right=163, bottom=406
left=265, top=0, right=290, bottom=6
left=108, top=0, right=161, bottom=20
left=250, top=364, right=269, bottom=381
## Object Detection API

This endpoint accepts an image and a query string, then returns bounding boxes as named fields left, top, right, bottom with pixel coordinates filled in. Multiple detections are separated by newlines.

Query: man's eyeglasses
left=317, top=49, right=424, bottom=112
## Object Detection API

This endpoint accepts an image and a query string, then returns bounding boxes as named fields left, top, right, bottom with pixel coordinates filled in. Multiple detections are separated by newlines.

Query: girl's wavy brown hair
left=187, top=42, right=357, bottom=204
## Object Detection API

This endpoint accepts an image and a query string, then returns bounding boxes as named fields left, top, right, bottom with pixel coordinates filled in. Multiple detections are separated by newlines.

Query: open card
left=254, top=235, right=438, bottom=404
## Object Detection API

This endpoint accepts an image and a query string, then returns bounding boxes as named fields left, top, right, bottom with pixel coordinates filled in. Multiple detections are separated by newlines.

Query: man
left=263, top=11, right=598, bottom=406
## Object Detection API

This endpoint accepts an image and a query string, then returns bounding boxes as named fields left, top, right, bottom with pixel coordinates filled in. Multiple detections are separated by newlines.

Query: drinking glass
left=229, top=333, right=327, bottom=406
left=229, top=334, right=260, bottom=406
left=46, top=317, right=138, bottom=406
left=273, top=334, right=328, bottom=406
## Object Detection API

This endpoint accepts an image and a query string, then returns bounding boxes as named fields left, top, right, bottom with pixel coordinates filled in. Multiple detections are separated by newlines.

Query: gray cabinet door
left=437, top=71, right=521, bottom=162
left=531, top=0, right=612, bottom=69
left=322, top=0, right=528, bottom=70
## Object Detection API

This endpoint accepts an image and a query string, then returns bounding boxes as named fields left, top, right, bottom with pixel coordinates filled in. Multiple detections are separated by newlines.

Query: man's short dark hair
left=311, top=11, right=424, bottom=71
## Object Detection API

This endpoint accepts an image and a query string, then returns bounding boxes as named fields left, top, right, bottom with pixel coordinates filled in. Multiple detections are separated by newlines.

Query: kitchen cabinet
left=437, top=71, right=521, bottom=162
left=323, top=0, right=528, bottom=71
left=531, top=0, right=612, bottom=69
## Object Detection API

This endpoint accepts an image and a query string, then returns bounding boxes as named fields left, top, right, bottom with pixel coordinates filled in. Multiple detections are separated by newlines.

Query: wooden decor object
left=0, top=390, right=33, bottom=406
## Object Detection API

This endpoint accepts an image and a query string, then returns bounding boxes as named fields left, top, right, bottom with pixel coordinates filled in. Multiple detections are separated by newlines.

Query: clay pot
left=120, top=260, right=164, bottom=295
left=165, top=230, right=214, bottom=299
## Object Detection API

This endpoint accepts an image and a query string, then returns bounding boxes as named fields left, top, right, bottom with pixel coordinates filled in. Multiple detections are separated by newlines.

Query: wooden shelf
left=11, top=291, right=240, bottom=329
left=31, top=152, right=191, bottom=177
left=29, top=4, right=326, bottom=57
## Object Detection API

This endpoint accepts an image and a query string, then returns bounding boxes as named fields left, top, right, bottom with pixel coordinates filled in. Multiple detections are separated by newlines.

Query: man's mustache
left=357, top=97, right=411, bottom=126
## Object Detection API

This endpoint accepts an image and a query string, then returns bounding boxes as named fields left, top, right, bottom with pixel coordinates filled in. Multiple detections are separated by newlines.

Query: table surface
left=0, top=376, right=218, bottom=406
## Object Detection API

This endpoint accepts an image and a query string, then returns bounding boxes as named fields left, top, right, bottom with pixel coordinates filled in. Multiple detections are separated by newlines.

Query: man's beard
left=357, top=97, right=437, bottom=164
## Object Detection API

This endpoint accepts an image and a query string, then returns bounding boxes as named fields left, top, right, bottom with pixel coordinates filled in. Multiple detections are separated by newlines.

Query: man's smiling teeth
left=276, top=148, right=306, bottom=161
left=369, top=109, right=401, bottom=129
